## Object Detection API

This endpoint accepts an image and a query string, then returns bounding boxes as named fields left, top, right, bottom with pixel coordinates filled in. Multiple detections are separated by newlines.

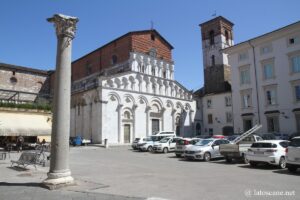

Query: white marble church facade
left=70, top=52, right=196, bottom=144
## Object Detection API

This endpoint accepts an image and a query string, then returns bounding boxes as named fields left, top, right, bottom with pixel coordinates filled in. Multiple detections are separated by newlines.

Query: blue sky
left=1, top=0, right=300, bottom=90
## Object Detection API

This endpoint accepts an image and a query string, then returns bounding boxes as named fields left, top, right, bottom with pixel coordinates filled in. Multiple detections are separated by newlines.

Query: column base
left=42, top=171, right=75, bottom=190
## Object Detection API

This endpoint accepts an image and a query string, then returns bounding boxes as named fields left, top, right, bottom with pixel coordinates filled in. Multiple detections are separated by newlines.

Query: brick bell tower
left=199, top=16, right=234, bottom=94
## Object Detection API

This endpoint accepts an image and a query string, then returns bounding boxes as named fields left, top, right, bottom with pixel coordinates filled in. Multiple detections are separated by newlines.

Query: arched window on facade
left=211, top=55, right=215, bottom=66
left=124, top=111, right=131, bottom=119
left=112, top=55, right=118, bottom=65
left=225, top=30, right=229, bottom=45
left=209, top=30, right=215, bottom=45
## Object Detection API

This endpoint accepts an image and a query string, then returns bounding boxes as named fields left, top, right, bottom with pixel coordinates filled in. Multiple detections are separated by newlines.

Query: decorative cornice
left=47, top=14, right=79, bottom=39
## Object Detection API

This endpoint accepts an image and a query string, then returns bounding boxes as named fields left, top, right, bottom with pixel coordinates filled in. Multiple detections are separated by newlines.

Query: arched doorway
left=196, top=123, right=201, bottom=135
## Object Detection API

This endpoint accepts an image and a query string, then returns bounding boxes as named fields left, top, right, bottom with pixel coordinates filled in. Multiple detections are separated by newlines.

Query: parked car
left=245, top=140, right=289, bottom=169
left=132, top=137, right=146, bottom=150
left=286, top=136, right=300, bottom=172
left=153, top=137, right=182, bottom=153
left=220, top=135, right=263, bottom=163
left=289, top=132, right=300, bottom=140
left=212, top=135, right=226, bottom=139
left=195, top=135, right=211, bottom=139
left=274, top=133, right=289, bottom=140
left=184, top=139, right=230, bottom=161
left=138, top=136, right=162, bottom=152
left=259, top=133, right=276, bottom=140
left=174, top=138, right=201, bottom=157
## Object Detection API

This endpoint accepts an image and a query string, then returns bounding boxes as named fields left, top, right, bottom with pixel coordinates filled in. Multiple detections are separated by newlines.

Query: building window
left=211, top=55, right=215, bottom=66
left=226, top=112, right=233, bottom=123
left=294, top=85, right=300, bottom=102
left=208, top=114, right=213, bottom=124
left=209, top=30, right=215, bottom=45
left=265, top=87, right=277, bottom=105
left=225, top=30, right=229, bottom=44
left=266, top=116, right=279, bottom=132
left=152, top=84, right=156, bottom=94
left=225, top=96, right=232, bottom=107
left=240, top=68, right=250, bottom=85
left=207, top=99, right=212, bottom=108
left=288, top=36, right=299, bottom=46
left=295, top=113, right=300, bottom=132
left=263, top=62, right=274, bottom=80
left=112, top=55, right=118, bottom=65
left=260, top=45, right=272, bottom=55
left=238, top=52, right=248, bottom=62
left=291, top=55, right=300, bottom=73
left=149, top=48, right=157, bottom=57
left=241, top=90, right=252, bottom=109
left=124, top=111, right=131, bottom=119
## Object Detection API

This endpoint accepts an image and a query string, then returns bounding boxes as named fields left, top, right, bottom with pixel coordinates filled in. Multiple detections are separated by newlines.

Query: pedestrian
left=16, top=136, right=24, bottom=152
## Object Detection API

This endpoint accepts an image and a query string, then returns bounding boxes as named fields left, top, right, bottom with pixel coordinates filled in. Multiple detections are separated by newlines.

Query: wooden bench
left=11, top=152, right=40, bottom=169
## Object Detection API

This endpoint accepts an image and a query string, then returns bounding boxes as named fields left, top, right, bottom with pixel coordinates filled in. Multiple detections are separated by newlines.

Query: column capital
left=47, top=14, right=79, bottom=39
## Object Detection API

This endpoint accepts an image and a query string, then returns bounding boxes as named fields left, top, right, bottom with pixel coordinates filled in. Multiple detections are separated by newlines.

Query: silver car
left=184, top=139, right=230, bottom=161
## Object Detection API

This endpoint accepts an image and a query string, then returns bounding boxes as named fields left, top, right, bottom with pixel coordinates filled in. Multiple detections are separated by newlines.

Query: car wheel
left=147, top=146, right=153, bottom=152
left=204, top=152, right=211, bottom=162
left=279, top=157, right=286, bottom=169
left=163, top=147, right=168, bottom=154
left=249, top=161, right=258, bottom=167
left=288, top=166, right=298, bottom=173
left=175, top=154, right=181, bottom=158
left=225, top=156, right=232, bottom=163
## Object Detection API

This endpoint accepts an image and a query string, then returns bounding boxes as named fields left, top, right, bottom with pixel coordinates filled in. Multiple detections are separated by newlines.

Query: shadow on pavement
left=0, top=182, right=44, bottom=188
left=273, top=169, right=300, bottom=176
left=7, top=166, right=30, bottom=171
left=239, top=164, right=279, bottom=170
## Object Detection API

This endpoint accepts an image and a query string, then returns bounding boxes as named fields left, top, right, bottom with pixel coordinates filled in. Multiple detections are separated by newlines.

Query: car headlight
left=158, top=144, right=162, bottom=147
left=195, top=150, right=202, bottom=153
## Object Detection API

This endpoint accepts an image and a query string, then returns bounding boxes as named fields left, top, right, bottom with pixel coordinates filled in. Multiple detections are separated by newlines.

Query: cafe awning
left=0, top=112, right=51, bottom=136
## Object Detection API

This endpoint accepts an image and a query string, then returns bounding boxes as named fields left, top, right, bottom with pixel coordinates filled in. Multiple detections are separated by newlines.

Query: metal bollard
left=104, top=139, right=108, bottom=148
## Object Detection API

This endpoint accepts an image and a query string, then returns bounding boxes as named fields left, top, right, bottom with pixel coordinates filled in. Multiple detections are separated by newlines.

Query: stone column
left=43, top=14, right=78, bottom=188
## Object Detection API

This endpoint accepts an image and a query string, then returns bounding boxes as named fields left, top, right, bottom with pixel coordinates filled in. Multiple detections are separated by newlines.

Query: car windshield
left=134, top=138, right=140, bottom=142
left=195, top=139, right=213, bottom=146
left=143, top=138, right=152, bottom=142
left=160, top=138, right=170, bottom=143
left=190, top=139, right=200, bottom=145
left=150, top=136, right=161, bottom=141
left=251, top=143, right=276, bottom=148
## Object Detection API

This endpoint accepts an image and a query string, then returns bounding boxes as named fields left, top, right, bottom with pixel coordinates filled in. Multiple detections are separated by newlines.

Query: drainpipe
left=248, top=41, right=261, bottom=124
